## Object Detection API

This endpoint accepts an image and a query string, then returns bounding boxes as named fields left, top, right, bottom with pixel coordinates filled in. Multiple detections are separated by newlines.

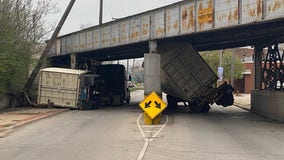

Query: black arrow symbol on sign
left=155, top=101, right=161, bottom=109
left=145, top=101, right=152, bottom=108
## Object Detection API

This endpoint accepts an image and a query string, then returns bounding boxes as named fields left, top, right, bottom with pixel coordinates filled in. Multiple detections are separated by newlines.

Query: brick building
left=234, top=48, right=254, bottom=94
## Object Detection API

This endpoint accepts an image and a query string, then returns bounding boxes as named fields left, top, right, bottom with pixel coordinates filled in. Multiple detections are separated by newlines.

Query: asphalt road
left=1, top=90, right=284, bottom=160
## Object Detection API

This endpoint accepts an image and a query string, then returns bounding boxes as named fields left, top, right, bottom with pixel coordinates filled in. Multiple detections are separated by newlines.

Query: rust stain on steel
left=93, top=30, right=100, bottom=47
left=56, top=40, right=60, bottom=55
left=188, top=6, right=195, bottom=30
left=74, top=35, right=79, bottom=51
left=156, top=27, right=165, bottom=36
left=67, top=39, right=71, bottom=52
left=197, top=0, right=213, bottom=30
left=167, top=15, right=171, bottom=31
left=266, top=0, right=284, bottom=19
left=140, top=15, right=150, bottom=37
left=80, top=34, right=85, bottom=49
left=86, top=32, right=92, bottom=49
left=112, top=37, right=117, bottom=43
left=142, top=23, right=149, bottom=35
left=208, top=0, right=213, bottom=8
left=120, top=21, right=129, bottom=43
left=234, top=8, right=238, bottom=20
left=130, top=31, right=139, bottom=40
left=181, top=8, right=188, bottom=30
left=101, top=33, right=109, bottom=45
left=215, top=0, right=239, bottom=28
left=199, top=2, right=204, bottom=10
left=173, top=20, right=178, bottom=30
left=121, top=35, right=127, bottom=42
left=130, top=19, right=139, bottom=41
left=272, top=1, right=281, bottom=11
left=94, top=39, right=99, bottom=46
left=247, top=0, right=262, bottom=17
left=198, top=2, right=203, bottom=30
left=256, top=0, right=262, bottom=16
left=228, top=9, right=238, bottom=22
left=198, top=8, right=213, bottom=23
left=166, top=7, right=179, bottom=36
left=80, top=44, right=85, bottom=49
left=154, top=10, right=165, bottom=38
left=248, top=9, right=256, bottom=17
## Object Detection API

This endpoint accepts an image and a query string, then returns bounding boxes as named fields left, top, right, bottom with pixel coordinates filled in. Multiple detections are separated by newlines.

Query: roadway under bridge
left=49, top=0, right=284, bottom=121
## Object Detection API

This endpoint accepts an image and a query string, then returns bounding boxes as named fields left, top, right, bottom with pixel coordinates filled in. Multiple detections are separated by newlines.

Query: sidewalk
left=0, top=107, right=67, bottom=137
left=234, top=94, right=251, bottom=111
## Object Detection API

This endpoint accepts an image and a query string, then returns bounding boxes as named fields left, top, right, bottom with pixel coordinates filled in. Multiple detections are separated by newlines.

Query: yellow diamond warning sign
left=139, top=91, right=167, bottom=119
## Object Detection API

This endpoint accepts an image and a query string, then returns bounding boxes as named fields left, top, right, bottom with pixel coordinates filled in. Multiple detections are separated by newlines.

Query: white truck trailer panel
left=38, top=68, right=87, bottom=108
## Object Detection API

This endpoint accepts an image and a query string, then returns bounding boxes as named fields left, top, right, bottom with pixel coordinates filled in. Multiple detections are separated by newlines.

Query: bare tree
left=0, top=0, right=57, bottom=94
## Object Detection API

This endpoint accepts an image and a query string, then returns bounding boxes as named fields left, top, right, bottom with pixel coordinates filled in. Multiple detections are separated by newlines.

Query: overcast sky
left=48, top=0, right=182, bottom=36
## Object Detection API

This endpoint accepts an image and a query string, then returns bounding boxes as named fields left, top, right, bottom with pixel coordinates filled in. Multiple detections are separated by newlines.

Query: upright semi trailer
left=160, top=43, right=234, bottom=113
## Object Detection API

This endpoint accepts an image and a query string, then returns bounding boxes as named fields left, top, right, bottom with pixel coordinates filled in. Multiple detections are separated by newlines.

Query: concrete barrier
left=251, top=90, right=284, bottom=122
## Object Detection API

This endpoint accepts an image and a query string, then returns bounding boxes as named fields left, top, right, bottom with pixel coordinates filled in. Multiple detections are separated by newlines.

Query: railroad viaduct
left=48, top=0, right=284, bottom=121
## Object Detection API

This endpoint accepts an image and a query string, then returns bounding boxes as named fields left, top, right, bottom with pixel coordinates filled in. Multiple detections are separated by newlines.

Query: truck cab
left=95, top=64, right=130, bottom=105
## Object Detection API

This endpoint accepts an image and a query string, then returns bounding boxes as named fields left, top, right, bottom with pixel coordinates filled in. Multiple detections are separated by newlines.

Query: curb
left=234, top=103, right=250, bottom=112
left=0, top=109, right=68, bottom=135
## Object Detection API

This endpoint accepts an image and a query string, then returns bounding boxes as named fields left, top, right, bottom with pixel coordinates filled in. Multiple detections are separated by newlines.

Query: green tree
left=200, top=49, right=245, bottom=82
left=0, top=0, right=56, bottom=94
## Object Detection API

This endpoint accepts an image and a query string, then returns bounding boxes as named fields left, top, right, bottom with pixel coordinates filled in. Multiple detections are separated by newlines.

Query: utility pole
left=132, top=59, right=136, bottom=82
left=99, top=0, right=103, bottom=25
left=219, top=50, right=223, bottom=67
left=230, top=48, right=236, bottom=87
left=24, top=0, right=76, bottom=94
left=127, top=59, right=129, bottom=76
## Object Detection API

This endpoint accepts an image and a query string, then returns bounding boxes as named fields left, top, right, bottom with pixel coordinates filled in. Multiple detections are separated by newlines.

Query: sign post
left=218, top=66, right=223, bottom=81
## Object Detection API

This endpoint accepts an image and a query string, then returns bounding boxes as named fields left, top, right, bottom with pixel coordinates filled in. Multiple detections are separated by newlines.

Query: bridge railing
left=49, top=0, right=284, bottom=57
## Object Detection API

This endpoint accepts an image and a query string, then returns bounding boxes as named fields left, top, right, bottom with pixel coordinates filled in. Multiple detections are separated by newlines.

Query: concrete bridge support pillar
left=70, top=53, right=76, bottom=69
left=254, top=46, right=263, bottom=90
left=143, top=41, right=161, bottom=124
left=251, top=45, right=284, bottom=122
left=144, top=41, right=161, bottom=96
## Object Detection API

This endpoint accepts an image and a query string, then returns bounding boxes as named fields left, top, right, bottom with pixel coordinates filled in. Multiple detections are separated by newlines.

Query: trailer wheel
left=166, top=95, right=178, bottom=109
left=216, top=93, right=234, bottom=107
left=47, top=99, right=54, bottom=108
left=189, top=98, right=202, bottom=113
left=120, top=95, right=124, bottom=105
left=201, top=104, right=210, bottom=113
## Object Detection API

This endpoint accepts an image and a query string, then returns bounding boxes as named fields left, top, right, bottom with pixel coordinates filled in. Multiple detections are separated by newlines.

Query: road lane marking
left=137, top=113, right=146, bottom=138
left=141, top=125, right=164, bottom=128
left=149, top=115, right=168, bottom=142
left=136, top=113, right=168, bottom=160
left=144, top=130, right=160, bottom=133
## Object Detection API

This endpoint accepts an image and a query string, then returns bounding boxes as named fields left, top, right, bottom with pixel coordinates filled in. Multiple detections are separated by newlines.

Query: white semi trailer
left=37, top=65, right=130, bottom=109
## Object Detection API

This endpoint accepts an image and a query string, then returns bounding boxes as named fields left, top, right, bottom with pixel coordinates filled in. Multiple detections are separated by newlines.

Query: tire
left=216, top=93, right=234, bottom=107
left=166, top=95, right=178, bottom=109
left=201, top=104, right=211, bottom=113
left=120, top=96, right=124, bottom=106
left=189, top=98, right=203, bottom=113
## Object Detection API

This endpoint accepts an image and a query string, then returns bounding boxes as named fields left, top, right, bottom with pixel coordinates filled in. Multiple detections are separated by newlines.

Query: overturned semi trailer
left=159, top=43, right=234, bottom=113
